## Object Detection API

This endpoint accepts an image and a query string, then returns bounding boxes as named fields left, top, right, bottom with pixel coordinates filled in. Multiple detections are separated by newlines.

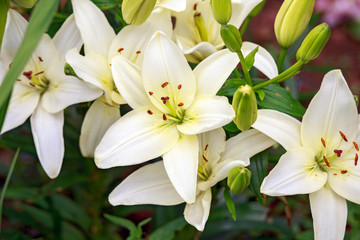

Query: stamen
left=202, top=154, right=208, bottom=162
left=38, top=56, right=43, bottom=62
left=333, top=173, right=337, bottom=176
left=161, top=82, right=169, bottom=88
left=161, top=96, right=169, bottom=104
left=23, top=71, right=33, bottom=80
left=339, top=131, right=348, bottom=142
left=178, top=84, right=182, bottom=89
left=193, top=3, right=197, bottom=10
left=147, top=110, right=153, bottom=115
left=118, top=48, right=124, bottom=53
left=323, top=156, right=330, bottom=167
left=177, top=102, right=184, bottom=107
left=148, top=91, right=153, bottom=96
left=34, top=71, right=44, bottom=76
left=16, top=79, right=21, bottom=82
left=163, top=114, right=167, bottom=121
left=353, top=142, right=359, bottom=151
left=321, top=138, right=326, bottom=148
left=29, top=83, right=35, bottom=87
left=136, top=50, right=141, bottom=54
left=334, top=149, right=343, bottom=157
left=204, top=144, right=208, bottom=151
left=355, top=153, right=358, bottom=166
left=9, top=63, right=13, bottom=68
left=341, top=170, right=348, bottom=174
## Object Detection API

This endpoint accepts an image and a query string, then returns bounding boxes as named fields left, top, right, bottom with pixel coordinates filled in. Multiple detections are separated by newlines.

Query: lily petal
left=163, top=134, right=198, bottom=204
left=309, top=186, right=347, bottom=240
left=194, top=49, right=239, bottom=97
left=301, top=70, right=358, bottom=152
left=241, top=42, right=278, bottom=79
left=80, top=99, right=120, bottom=158
left=109, top=161, right=184, bottom=206
left=53, top=14, right=82, bottom=60
left=111, top=55, right=150, bottom=109
left=178, top=96, right=235, bottom=135
left=72, top=0, right=115, bottom=57
left=30, top=106, right=64, bottom=178
left=178, top=40, right=219, bottom=64
left=108, top=8, right=172, bottom=66
left=157, top=0, right=186, bottom=12
left=95, top=107, right=180, bottom=168
left=221, top=129, right=275, bottom=162
left=1, top=84, right=40, bottom=134
left=142, top=31, right=196, bottom=110
left=261, top=147, right=327, bottom=196
left=184, top=189, right=212, bottom=231
left=252, top=109, right=302, bottom=151
left=198, top=128, right=226, bottom=168
left=230, top=0, right=263, bottom=28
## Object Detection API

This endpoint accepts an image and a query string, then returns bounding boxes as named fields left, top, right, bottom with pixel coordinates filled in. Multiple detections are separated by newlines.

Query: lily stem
left=277, top=47, right=288, bottom=73
left=253, top=60, right=304, bottom=90
left=237, top=51, right=252, bottom=86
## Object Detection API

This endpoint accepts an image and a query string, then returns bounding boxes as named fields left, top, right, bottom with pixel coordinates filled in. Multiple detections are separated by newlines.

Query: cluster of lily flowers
left=0, top=0, right=359, bottom=239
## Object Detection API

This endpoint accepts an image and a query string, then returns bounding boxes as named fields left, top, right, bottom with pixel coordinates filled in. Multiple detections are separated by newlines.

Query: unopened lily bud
left=232, top=85, right=257, bottom=131
left=296, top=23, right=331, bottom=63
left=227, top=167, right=251, bottom=194
left=248, top=0, right=266, bottom=18
left=210, top=0, right=232, bottom=25
left=220, top=24, right=242, bottom=53
left=11, top=0, right=37, bottom=8
left=194, top=12, right=209, bottom=42
left=274, top=0, right=315, bottom=48
left=122, top=0, right=157, bottom=25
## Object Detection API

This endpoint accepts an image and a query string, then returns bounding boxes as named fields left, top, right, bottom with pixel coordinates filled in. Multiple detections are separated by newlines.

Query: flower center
left=198, top=144, right=212, bottom=181
left=15, top=56, right=49, bottom=91
left=316, top=131, right=359, bottom=175
left=146, top=82, right=186, bottom=124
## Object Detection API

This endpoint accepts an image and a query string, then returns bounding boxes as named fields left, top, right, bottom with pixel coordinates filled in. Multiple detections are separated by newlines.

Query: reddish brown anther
left=341, top=170, right=348, bottom=174
left=161, top=82, right=169, bottom=88
left=323, top=156, right=330, bottom=168
left=147, top=110, right=153, bottom=115
left=136, top=50, right=141, bottom=54
left=193, top=3, right=197, bottom=10
left=177, top=102, right=184, bottom=107
left=321, top=138, right=326, bottom=148
left=34, top=71, right=44, bottom=76
left=23, top=71, right=33, bottom=80
left=202, top=155, right=208, bottom=162
left=178, top=84, right=182, bottom=89
left=29, top=83, right=35, bottom=87
left=204, top=144, right=208, bottom=151
left=148, top=91, right=153, bottom=96
left=339, top=131, right=348, bottom=142
left=38, top=56, right=43, bottom=62
left=355, top=153, right=359, bottom=166
left=118, top=48, right=124, bottom=53
left=163, top=114, right=167, bottom=120
left=353, top=142, right=359, bottom=151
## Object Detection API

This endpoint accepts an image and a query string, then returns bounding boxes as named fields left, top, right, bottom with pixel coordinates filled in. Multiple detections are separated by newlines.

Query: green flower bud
left=296, top=23, right=331, bottom=63
left=122, top=0, right=157, bottom=25
left=194, top=12, right=209, bottom=42
left=274, top=0, right=315, bottom=48
left=220, top=24, right=242, bottom=53
left=248, top=0, right=266, bottom=18
left=232, top=85, right=257, bottom=131
left=11, top=0, right=37, bottom=8
left=227, top=167, right=251, bottom=194
left=210, top=0, right=232, bottom=25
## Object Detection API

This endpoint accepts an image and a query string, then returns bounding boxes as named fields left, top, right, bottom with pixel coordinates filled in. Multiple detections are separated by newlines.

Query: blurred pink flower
left=316, top=0, right=360, bottom=26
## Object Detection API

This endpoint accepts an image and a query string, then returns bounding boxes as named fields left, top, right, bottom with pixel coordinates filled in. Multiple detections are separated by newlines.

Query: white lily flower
left=172, top=0, right=263, bottom=63
left=108, top=128, right=275, bottom=231
left=65, top=0, right=173, bottom=157
left=0, top=10, right=102, bottom=178
left=252, top=70, right=360, bottom=240
left=156, top=0, right=186, bottom=12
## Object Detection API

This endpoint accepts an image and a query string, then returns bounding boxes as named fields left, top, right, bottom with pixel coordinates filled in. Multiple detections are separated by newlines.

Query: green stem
left=253, top=60, right=304, bottom=90
left=277, top=47, right=288, bottom=73
left=240, top=17, right=250, bottom=37
left=0, top=94, right=10, bottom=133
left=0, top=0, right=10, bottom=50
left=237, top=51, right=252, bottom=86
left=0, top=147, right=20, bottom=233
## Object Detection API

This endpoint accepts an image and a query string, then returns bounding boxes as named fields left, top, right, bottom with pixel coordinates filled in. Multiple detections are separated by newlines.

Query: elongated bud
left=210, top=0, right=232, bottom=25
left=296, top=23, right=331, bottom=62
left=274, top=0, right=315, bottom=48
left=194, top=12, right=208, bottom=42
left=232, top=85, right=257, bottom=131
left=227, top=167, right=251, bottom=194
left=249, top=0, right=266, bottom=18
left=11, top=0, right=37, bottom=8
left=220, top=25, right=242, bottom=53
left=122, top=0, right=157, bottom=25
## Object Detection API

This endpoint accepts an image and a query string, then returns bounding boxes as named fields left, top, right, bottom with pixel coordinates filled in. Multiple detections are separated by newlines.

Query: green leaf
left=0, top=0, right=9, bottom=48
left=222, top=121, right=240, bottom=133
left=244, top=46, right=259, bottom=70
left=0, top=0, right=60, bottom=109
left=256, top=89, right=265, bottom=101
left=91, top=0, right=122, bottom=10
left=257, top=83, right=306, bottom=118
left=104, top=214, right=142, bottom=239
left=248, top=151, right=268, bottom=205
left=217, top=78, right=247, bottom=97
left=148, top=217, right=187, bottom=240
left=223, top=189, right=236, bottom=221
